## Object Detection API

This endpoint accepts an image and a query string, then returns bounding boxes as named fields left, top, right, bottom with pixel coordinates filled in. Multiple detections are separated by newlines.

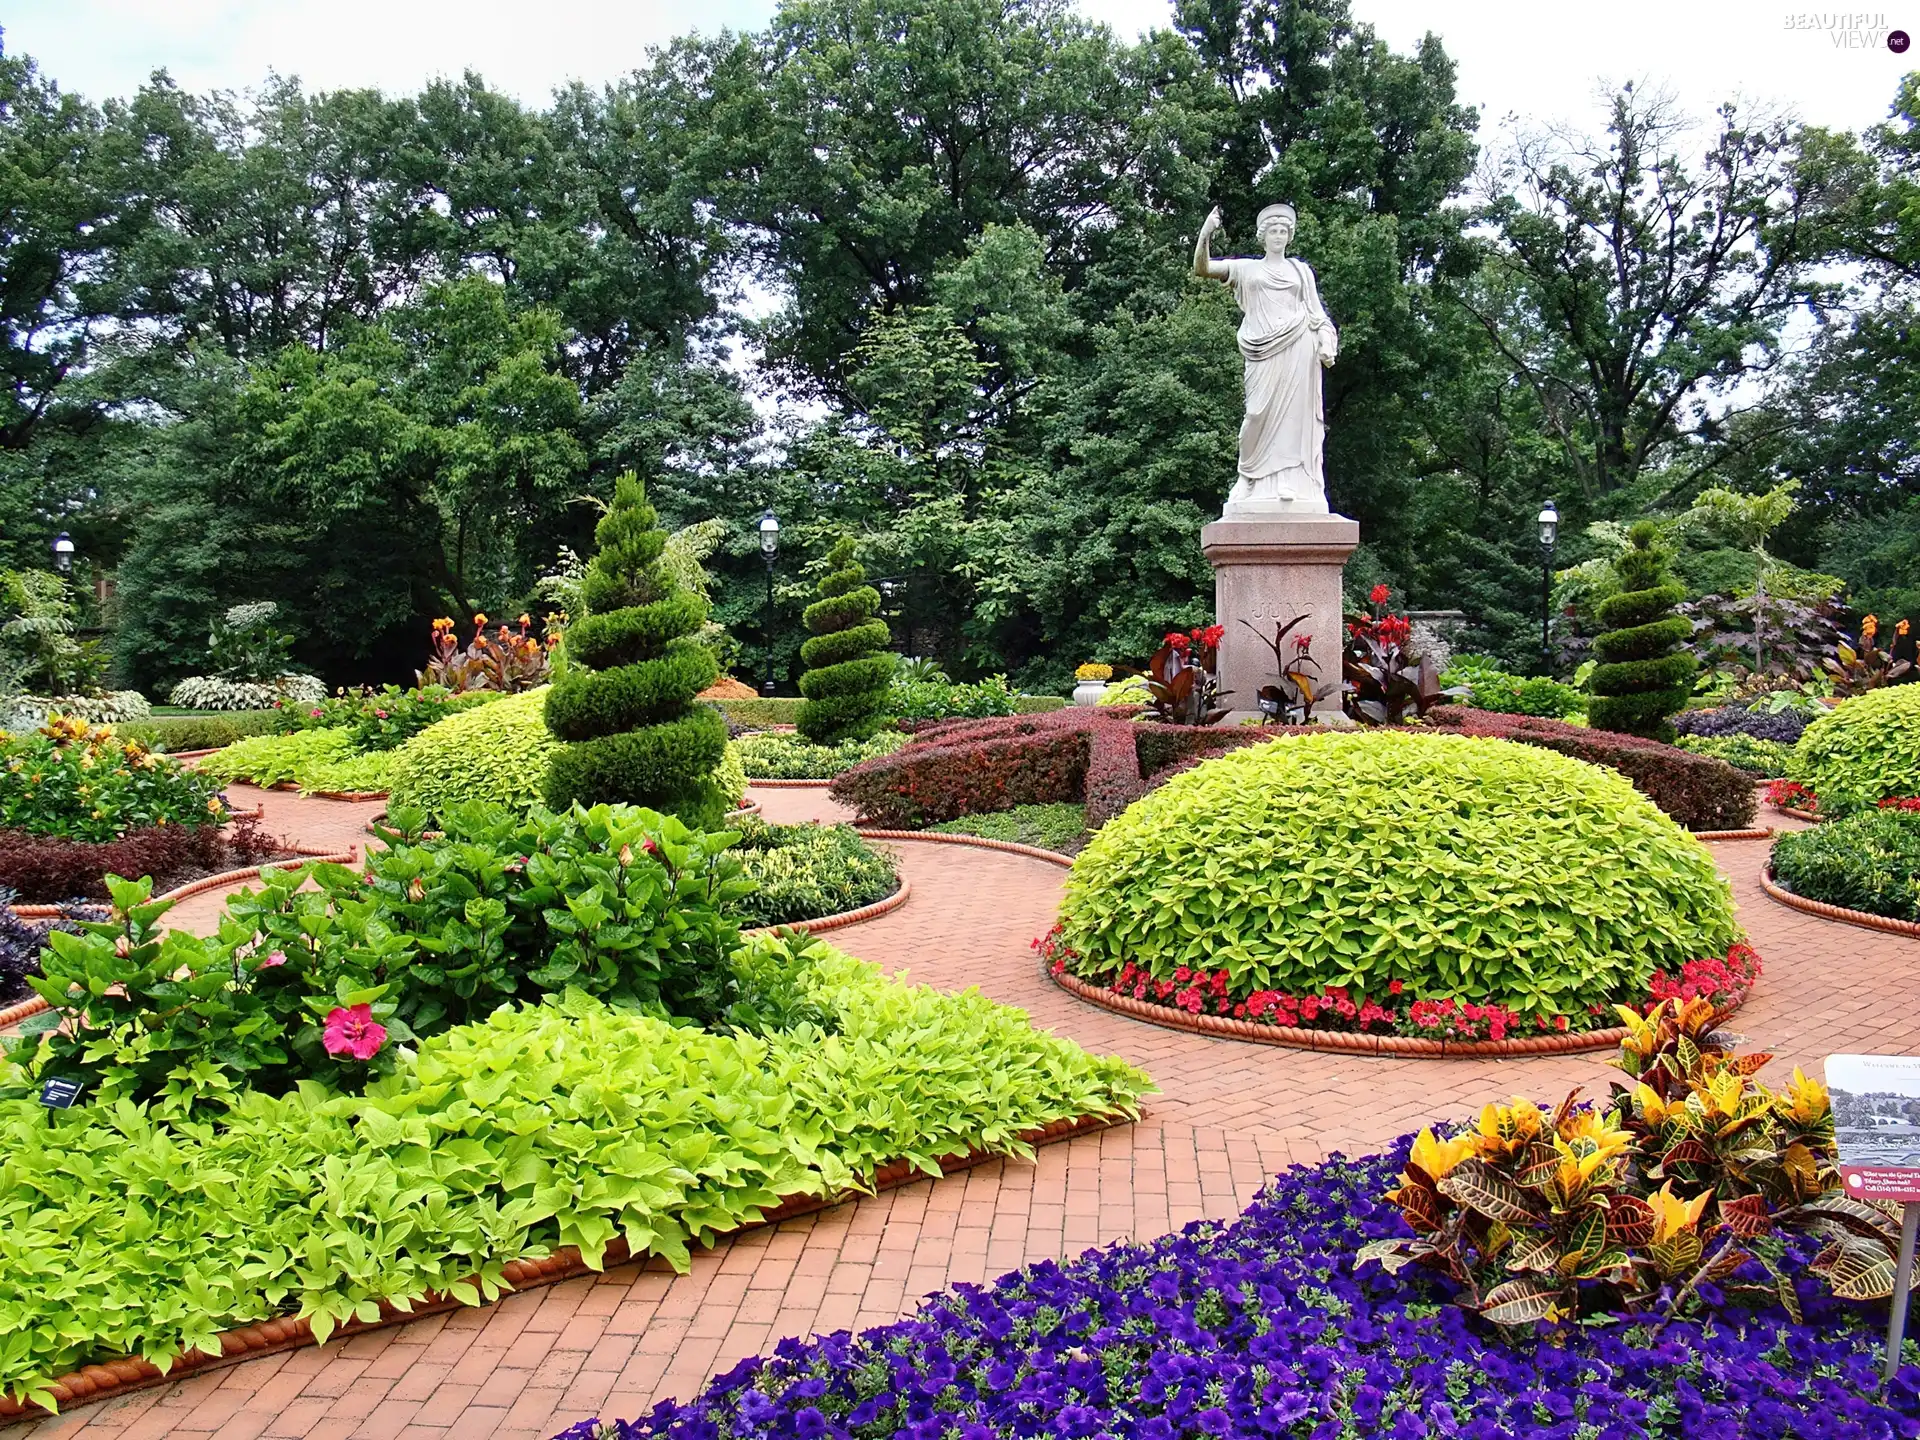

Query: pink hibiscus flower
left=323, top=1004, right=387, bottom=1061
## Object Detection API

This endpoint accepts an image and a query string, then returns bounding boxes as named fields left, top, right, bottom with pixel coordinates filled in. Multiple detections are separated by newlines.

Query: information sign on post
left=1825, top=1054, right=1920, bottom=1387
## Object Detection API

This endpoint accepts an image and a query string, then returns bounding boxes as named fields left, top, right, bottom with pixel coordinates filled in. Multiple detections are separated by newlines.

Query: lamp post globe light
left=758, top=508, right=780, bottom=697
left=51, top=532, right=74, bottom=574
left=1537, top=501, right=1559, bottom=667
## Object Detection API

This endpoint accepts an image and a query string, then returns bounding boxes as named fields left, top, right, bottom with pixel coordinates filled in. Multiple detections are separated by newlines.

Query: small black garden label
left=37, top=1077, right=83, bottom=1109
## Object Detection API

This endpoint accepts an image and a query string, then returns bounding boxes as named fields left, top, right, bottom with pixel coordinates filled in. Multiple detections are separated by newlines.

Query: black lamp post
left=51, top=532, right=74, bottom=574
left=758, top=508, right=780, bottom=696
left=1537, top=500, right=1559, bottom=669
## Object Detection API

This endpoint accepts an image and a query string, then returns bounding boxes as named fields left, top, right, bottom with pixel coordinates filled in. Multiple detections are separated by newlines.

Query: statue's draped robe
left=1223, top=256, right=1332, bottom=510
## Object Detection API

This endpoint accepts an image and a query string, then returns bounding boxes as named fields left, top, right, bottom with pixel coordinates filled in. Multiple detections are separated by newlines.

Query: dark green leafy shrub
left=1057, top=731, right=1739, bottom=1017
left=797, top=538, right=895, bottom=744
left=544, top=474, right=725, bottom=826
left=1441, top=655, right=1584, bottom=718
left=117, top=711, right=279, bottom=753
left=1771, top=808, right=1920, bottom=919
left=888, top=675, right=1021, bottom=721
left=1786, top=685, right=1920, bottom=816
left=6, top=874, right=413, bottom=1112
left=1676, top=733, right=1794, bottom=778
left=728, top=819, right=898, bottom=927
left=4, top=802, right=756, bottom=1110
left=1587, top=523, right=1695, bottom=740
left=205, top=601, right=297, bottom=682
left=1, top=716, right=230, bottom=840
left=270, top=686, right=497, bottom=750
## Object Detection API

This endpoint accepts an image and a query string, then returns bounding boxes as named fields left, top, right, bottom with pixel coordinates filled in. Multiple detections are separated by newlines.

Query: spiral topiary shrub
left=1055, top=731, right=1739, bottom=1019
left=796, top=536, right=895, bottom=744
left=543, top=474, right=726, bottom=826
left=1585, top=522, right=1695, bottom=741
left=1786, top=684, right=1920, bottom=816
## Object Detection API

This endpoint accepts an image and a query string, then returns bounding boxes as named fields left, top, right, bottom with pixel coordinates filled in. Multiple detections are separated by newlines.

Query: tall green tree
left=702, top=0, right=1216, bottom=393
left=113, top=278, right=585, bottom=689
left=1467, top=86, right=1831, bottom=499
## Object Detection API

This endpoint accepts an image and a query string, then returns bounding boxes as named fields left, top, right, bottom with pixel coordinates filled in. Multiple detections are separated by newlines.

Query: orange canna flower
left=473, top=612, right=488, bottom=627
left=1901, top=619, right=1912, bottom=637
left=1862, top=614, right=1879, bottom=640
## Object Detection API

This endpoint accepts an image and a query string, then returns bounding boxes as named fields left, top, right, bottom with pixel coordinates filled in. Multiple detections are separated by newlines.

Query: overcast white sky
left=1, top=1, right=1913, bottom=139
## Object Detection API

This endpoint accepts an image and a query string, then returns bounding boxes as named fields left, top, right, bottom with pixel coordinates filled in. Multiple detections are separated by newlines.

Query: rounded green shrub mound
left=1057, top=731, right=1739, bottom=1017
left=1787, top=685, right=1920, bottom=816
left=1586, top=522, right=1695, bottom=741
left=797, top=536, right=894, bottom=744
left=387, top=689, right=559, bottom=818
left=1771, top=808, right=1920, bottom=919
left=543, top=473, right=725, bottom=826
left=728, top=819, right=900, bottom=928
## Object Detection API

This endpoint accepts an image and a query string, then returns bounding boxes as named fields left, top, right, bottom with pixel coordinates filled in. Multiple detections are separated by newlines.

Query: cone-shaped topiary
left=796, top=536, right=896, bottom=744
left=542, top=473, right=726, bottom=825
left=1586, top=521, right=1695, bottom=741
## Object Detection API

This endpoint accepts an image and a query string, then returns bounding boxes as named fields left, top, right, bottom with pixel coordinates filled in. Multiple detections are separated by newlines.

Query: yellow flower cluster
left=1074, top=663, right=1113, bottom=682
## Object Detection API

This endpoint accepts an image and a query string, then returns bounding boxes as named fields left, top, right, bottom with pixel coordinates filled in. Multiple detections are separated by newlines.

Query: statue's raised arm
left=1193, top=206, right=1230, bottom=282
left=1203, top=202, right=1339, bottom=517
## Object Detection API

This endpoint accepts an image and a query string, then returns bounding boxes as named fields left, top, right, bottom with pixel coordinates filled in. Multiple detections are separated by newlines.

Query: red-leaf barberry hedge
left=0, top=816, right=283, bottom=903
left=1423, top=707, right=1756, bottom=832
left=830, top=710, right=1305, bottom=828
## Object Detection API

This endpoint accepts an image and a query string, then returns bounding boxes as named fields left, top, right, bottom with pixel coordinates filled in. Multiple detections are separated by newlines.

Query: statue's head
left=1256, top=203, right=1297, bottom=255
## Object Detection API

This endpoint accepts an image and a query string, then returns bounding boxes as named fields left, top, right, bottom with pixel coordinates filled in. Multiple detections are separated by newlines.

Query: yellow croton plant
left=1360, top=998, right=1904, bottom=1325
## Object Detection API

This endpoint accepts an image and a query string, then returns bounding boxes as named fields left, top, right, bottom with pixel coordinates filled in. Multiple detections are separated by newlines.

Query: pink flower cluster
left=1036, top=924, right=1765, bottom=1042
left=1647, top=941, right=1762, bottom=1011
left=1404, top=995, right=1529, bottom=1042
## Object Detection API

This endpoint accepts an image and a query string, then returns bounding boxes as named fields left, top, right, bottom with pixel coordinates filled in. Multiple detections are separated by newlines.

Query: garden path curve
left=9, top=784, right=1920, bottom=1440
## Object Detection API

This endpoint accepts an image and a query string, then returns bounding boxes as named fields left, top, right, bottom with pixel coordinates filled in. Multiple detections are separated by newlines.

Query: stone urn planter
left=1072, top=679, right=1110, bottom=707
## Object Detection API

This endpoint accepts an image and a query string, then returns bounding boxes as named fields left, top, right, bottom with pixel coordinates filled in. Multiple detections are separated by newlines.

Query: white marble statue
left=1194, top=203, right=1338, bottom=516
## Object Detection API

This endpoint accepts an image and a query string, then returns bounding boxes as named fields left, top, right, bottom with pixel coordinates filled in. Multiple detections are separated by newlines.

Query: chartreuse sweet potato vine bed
left=1051, top=731, right=1747, bottom=1041
left=0, top=941, right=1147, bottom=1409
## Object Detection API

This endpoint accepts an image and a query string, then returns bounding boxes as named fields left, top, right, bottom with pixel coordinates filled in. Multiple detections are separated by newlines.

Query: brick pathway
left=10, top=786, right=1919, bottom=1440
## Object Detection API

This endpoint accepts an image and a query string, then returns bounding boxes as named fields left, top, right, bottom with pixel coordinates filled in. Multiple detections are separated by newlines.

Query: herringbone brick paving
left=8, top=782, right=1916, bottom=1439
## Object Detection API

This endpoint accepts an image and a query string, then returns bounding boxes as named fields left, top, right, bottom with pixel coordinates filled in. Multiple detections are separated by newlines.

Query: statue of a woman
left=1194, top=203, right=1338, bottom=516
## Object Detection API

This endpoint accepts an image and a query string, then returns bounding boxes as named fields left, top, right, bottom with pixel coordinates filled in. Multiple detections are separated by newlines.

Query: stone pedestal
left=1202, top=513, right=1359, bottom=718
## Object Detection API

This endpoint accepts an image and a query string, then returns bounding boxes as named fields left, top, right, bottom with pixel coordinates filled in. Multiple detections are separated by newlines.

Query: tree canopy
left=0, top=2, right=1913, bottom=692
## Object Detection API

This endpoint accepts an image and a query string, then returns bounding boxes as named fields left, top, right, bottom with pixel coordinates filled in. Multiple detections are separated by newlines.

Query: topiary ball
left=1056, top=731, right=1738, bottom=1018
left=1787, top=686, right=1920, bottom=817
